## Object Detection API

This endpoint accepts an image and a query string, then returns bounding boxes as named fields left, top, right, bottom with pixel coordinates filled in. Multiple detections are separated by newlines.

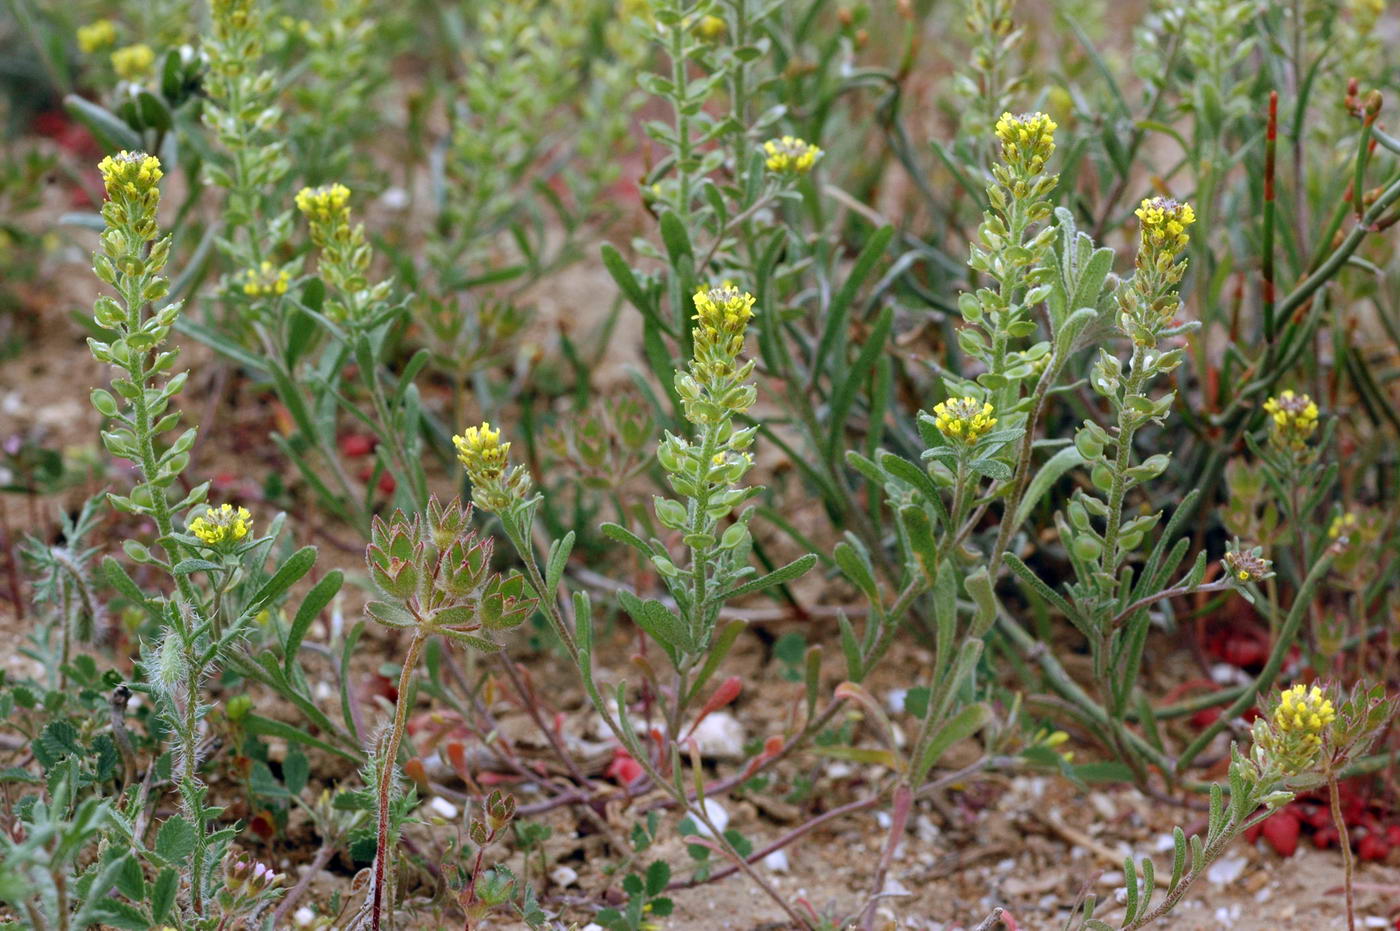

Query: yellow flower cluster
left=78, top=19, right=118, bottom=54
left=111, top=43, right=155, bottom=80
left=1262, top=390, right=1319, bottom=451
left=1135, top=196, right=1196, bottom=257
left=1274, top=684, right=1336, bottom=746
left=294, top=183, right=352, bottom=225
left=242, top=261, right=291, bottom=297
left=98, top=151, right=163, bottom=199
left=453, top=422, right=510, bottom=483
left=932, top=396, right=997, bottom=443
left=692, top=283, right=756, bottom=358
left=190, top=504, right=253, bottom=546
left=762, top=136, right=822, bottom=175
left=1329, top=511, right=1358, bottom=542
left=994, top=111, right=1057, bottom=174
left=695, top=14, right=726, bottom=40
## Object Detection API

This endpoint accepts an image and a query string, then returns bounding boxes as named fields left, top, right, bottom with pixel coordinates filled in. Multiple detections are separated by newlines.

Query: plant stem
left=1328, top=772, right=1357, bottom=931
left=371, top=630, right=426, bottom=931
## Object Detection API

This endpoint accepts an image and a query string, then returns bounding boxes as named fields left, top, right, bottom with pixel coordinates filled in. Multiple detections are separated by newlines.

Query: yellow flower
left=1273, top=684, right=1336, bottom=747
left=190, top=504, right=253, bottom=546
left=695, top=14, right=726, bottom=40
left=453, top=422, right=510, bottom=483
left=77, top=19, right=118, bottom=54
left=242, top=260, right=291, bottom=297
left=111, top=43, right=155, bottom=80
left=1134, top=196, right=1196, bottom=257
left=294, top=183, right=352, bottom=224
left=1261, top=390, right=1319, bottom=451
left=932, top=396, right=997, bottom=443
left=762, top=136, right=822, bottom=175
left=692, top=282, right=756, bottom=358
left=1329, top=511, right=1358, bottom=542
left=98, top=150, right=163, bottom=200
left=994, top=111, right=1057, bottom=174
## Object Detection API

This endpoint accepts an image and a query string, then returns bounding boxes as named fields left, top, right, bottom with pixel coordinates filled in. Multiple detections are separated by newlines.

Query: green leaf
left=243, top=713, right=358, bottom=762
left=837, top=612, right=863, bottom=680
left=718, top=553, right=817, bottom=601
left=546, top=532, right=575, bottom=593
left=970, top=458, right=1013, bottom=480
left=1013, top=446, right=1084, bottom=531
left=284, top=748, right=309, bottom=797
left=173, top=316, right=270, bottom=372
left=601, top=522, right=655, bottom=555
left=102, top=556, right=154, bottom=613
left=827, top=304, right=893, bottom=459
left=685, top=619, right=745, bottom=705
left=645, top=859, right=671, bottom=897
left=659, top=210, right=693, bottom=266
left=285, top=570, right=343, bottom=676
left=63, top=94, right=141, bottom=152
left=833, top=540, right=878, bottom=602
left=154, top=815, right=197, bottom=862
left=915, top=702, right=990, bottom=782
left=172, top=558, right=221, bottom=575
left=150, top=868, right=177, bottom=923
left=814, top=225, right=893, bottom=377
left=245, top=546, right=316, bottom=616
left=617, top=591, right=690, bottom=661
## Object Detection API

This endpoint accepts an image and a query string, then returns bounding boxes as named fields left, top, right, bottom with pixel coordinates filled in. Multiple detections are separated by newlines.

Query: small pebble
left=427, top=797, right=458, bottom=820
left=1206, top=855, right=1247, bottom=886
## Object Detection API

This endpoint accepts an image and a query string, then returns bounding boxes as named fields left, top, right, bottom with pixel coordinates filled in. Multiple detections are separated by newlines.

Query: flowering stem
left=1328, top=771, right=1357, bottom=931
left=1175, top=552, right=1334, bottom=773
left=371, top=630, right=426, bottom=931
left=1101, top=345, right=1148, bottom=576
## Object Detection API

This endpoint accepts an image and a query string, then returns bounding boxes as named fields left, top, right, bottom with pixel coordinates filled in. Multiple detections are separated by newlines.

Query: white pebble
left=691, top=711, right=745, bottom=760
left=427, top=797, right=458, bottom=820
left=763, top=850, right=790, bottom=872
left=550, top=865, right=579, bottom=887
left=293, top=906, right=316, bottom=926
left=1206, top=855, right=1247, bottom=886
left=688, top=797, right=730, bottom=837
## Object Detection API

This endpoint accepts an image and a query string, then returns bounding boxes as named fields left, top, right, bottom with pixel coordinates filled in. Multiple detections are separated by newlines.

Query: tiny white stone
left=293, top=906, right=316, bottom=926
left=427, top=797, right=458, bottom=820
left=885, top=688, right=908, bottom=713
left=763, top=850, right=790, bottom=872
left=875, top=811, right=892, bottom=830
left=688, top=797, right=730, bottom=837
left=380, top=187, right=410, bottom=210
left=1154, top=832, right=1177, bottom=852
left=691, top=711, right=745, bottom=760
left=1099, top=870, right=1124, bottom=886
left=1211, top=663, right=1250, bottom=685
left=550, top=865, right=579, bottom=887
left=1213, top=904, right=1242, bottom=927
left=1363, top=918, right=1390, bottom=929
left=1206, top=855, right=1247, bottom=886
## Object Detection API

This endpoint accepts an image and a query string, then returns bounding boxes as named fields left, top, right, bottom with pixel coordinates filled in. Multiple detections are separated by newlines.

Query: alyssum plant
left=0, top=150, right=323, bottom=929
